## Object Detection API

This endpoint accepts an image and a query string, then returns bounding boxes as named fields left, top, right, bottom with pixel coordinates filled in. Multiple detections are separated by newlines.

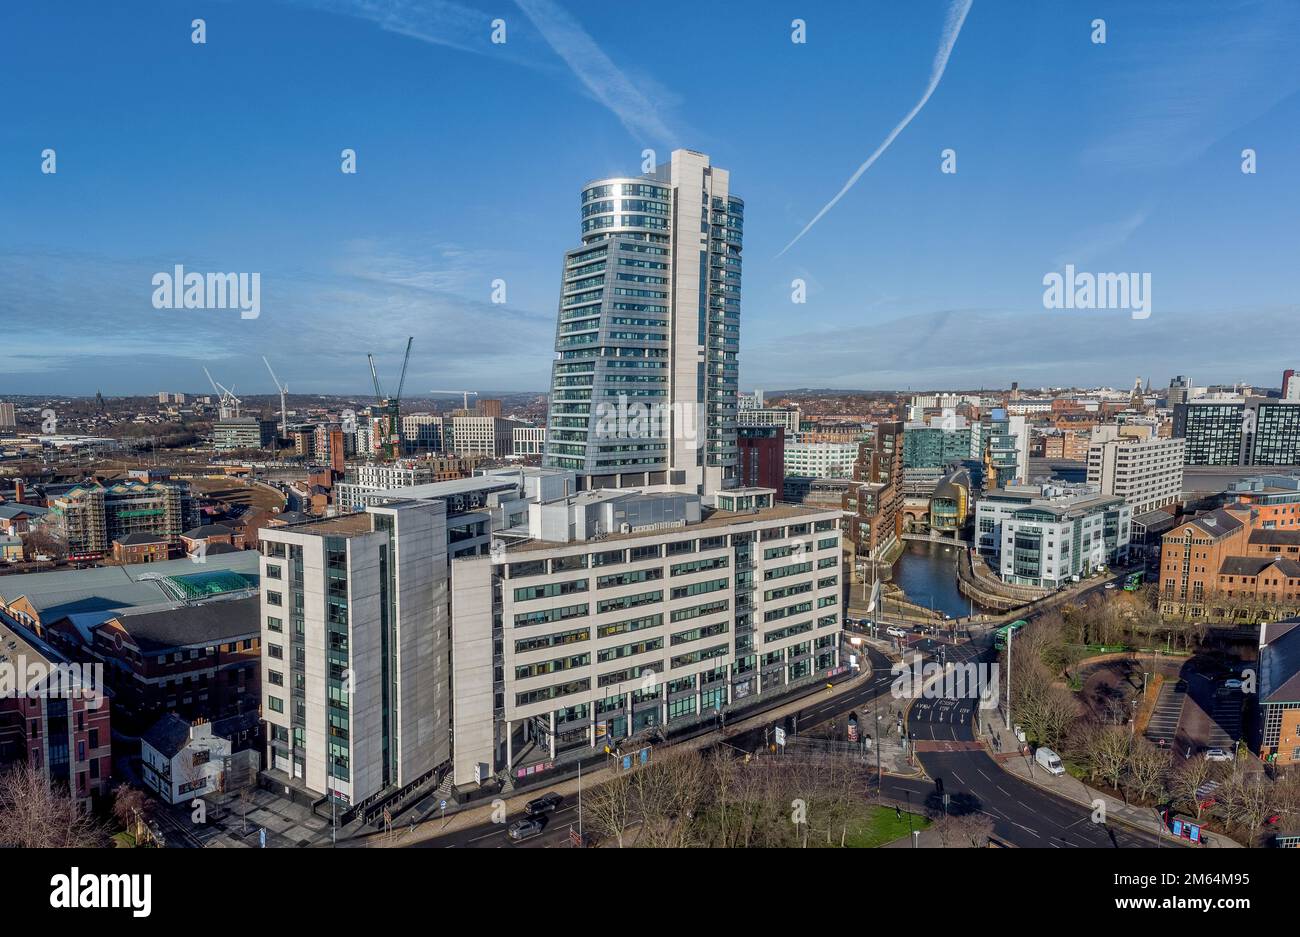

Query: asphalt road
left=903, top=683, right=1164, bottom=848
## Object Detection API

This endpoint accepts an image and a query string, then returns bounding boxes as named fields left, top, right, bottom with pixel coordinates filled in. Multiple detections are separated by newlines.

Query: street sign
left=774, top=727, right=786, bottom=747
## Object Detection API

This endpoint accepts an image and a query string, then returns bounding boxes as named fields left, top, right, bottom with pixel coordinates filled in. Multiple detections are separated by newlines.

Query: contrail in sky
left=778, top=0, right=973, bottom=257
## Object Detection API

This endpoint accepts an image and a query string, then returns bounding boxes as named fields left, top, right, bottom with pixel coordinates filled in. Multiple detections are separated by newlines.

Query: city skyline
left=4, top=0, right=1300, bottom=395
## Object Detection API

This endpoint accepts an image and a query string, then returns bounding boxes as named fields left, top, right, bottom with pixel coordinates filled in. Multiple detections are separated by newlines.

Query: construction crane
left=203, top=366, right=241, bottom=420
left=262, top=356, right=289, bottom=439
left=364, top=337, right=414, bottom=459
left=429, top=390, right=479, bottom=412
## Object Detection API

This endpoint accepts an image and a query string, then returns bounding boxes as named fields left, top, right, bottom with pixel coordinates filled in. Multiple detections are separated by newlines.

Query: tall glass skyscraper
left=542, top=149, right=742, bottom=496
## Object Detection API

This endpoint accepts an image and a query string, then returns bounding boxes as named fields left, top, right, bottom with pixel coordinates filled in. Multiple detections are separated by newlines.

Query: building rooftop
left=507, top=501, right=836, bottom=553
left=0, top=551, right=259, bottom=619
left=108, top=595, right=259, bottom=651
left=115, top=532, right=169, bottom=545
left=1260, top=618, right=1300, bottom=704
left=276, top=512, right=374, bottom=538
left=1218, top=556, right=1300, bottom=579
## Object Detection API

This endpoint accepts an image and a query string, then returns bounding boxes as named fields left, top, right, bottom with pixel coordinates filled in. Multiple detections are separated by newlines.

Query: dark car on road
left=525, top=792, right=564, bottom=817
left=508, top=817, right=548, bottom=841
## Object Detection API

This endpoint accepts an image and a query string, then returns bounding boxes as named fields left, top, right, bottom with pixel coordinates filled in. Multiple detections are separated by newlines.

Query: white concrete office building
left=259, top=501, right=450, bottom=811
left=976, top=484, right=1131, bottom=588
left=783, top=441, right=859, bottom=479
left=449, top=488, right=843, bottom=787
left=1086, top=426, right=1185, bottom=516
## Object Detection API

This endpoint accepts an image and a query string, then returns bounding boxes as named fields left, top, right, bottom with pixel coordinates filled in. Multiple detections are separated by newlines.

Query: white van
left=885, top=626, right=908, bottom=639
left=1035, top=747, right=1066, bottom=776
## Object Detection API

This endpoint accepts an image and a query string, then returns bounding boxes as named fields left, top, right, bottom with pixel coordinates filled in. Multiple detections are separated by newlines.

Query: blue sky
left=2, top=0, right=1298, bottom=396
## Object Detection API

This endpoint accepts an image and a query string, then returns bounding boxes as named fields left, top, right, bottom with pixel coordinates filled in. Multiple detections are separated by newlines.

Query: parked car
left=1222, top=678, right=1244, bottom=691
left=1203, top=748, right=1233, bottom=762
left=524, top=792, right=563, bottom=816
left=507, top=817, right=547, bottom=840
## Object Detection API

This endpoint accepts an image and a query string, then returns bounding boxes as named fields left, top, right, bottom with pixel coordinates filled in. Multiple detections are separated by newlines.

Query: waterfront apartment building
left=1086, top=426, right=1186, bottom=516
left=448, top=488, right=842, bottom=786
left=976, top=484, right=1131, bottom=588
left=258, top=502, right=451, bottom=810
left=542, top=149, right=743, bottom=496
left=1175, top=397, right=1300, bottom=466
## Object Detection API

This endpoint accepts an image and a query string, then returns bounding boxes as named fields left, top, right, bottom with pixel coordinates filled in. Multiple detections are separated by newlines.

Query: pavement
left=357, top=644, right=903, bottom=848
left=984, top=707, right=1241, bottom=848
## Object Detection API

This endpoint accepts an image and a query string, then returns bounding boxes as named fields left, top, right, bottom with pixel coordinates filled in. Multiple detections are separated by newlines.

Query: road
left=903, top=672, right=1164, bottom=848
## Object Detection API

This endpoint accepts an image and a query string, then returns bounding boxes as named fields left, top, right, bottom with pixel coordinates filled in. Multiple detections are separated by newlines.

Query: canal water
left=889, top=540, right=990, bottom=618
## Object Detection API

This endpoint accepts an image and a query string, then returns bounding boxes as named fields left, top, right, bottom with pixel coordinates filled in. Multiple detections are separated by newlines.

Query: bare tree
left=1218, top=774, right=1278, bottom=846
left=1125, top=741, right=1171, bottom=805
left=585, top=770, right=634, bottom=848
left=1087, top=727, right=1133, bottom=798
left=0, top=765, right=106, bottom=848
left=1170, top=758, right=1216, bottom=820
left=112, top=784, right=152, bottom=844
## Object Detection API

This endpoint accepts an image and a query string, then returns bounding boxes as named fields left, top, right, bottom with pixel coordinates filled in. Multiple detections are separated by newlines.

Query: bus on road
left=994, top=620, right=1027, bottom=650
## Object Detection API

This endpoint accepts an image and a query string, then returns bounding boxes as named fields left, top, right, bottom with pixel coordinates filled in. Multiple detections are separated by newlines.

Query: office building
left=738, top=406, right=802, bottom=438
left=783, top=441, right=859, bottom=479
left=1258, top=617, right=1300, bottom=766
left=902, top=417, right=978, bottom=469
left=1175, top=398, right=1300, bottom=466
left=401, top=414, right=445, bottom=453
left=976, top=484, right=1131, bottom=588
left=1166, top=375, right=1193, bottom=408
left=0, top=402, right=15, bottom=429
left=448, top=488, right=842, bottom=786
left=1284, top=369, right=1300, bottom=402
left=477, top=399, right=503, bottom=419
left=259, top=502, right=451, bottom=810
left=214, top=416, right=276, bottom=450
left=512, top=426, right=546, bottom=457
left=448, top=416, right=523, bottom=457
left=1086, top=426, right=1185, bottom=516
left=981, top=409, right=1029, bottom=489
left=542, top=149, right=743, bottom=495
